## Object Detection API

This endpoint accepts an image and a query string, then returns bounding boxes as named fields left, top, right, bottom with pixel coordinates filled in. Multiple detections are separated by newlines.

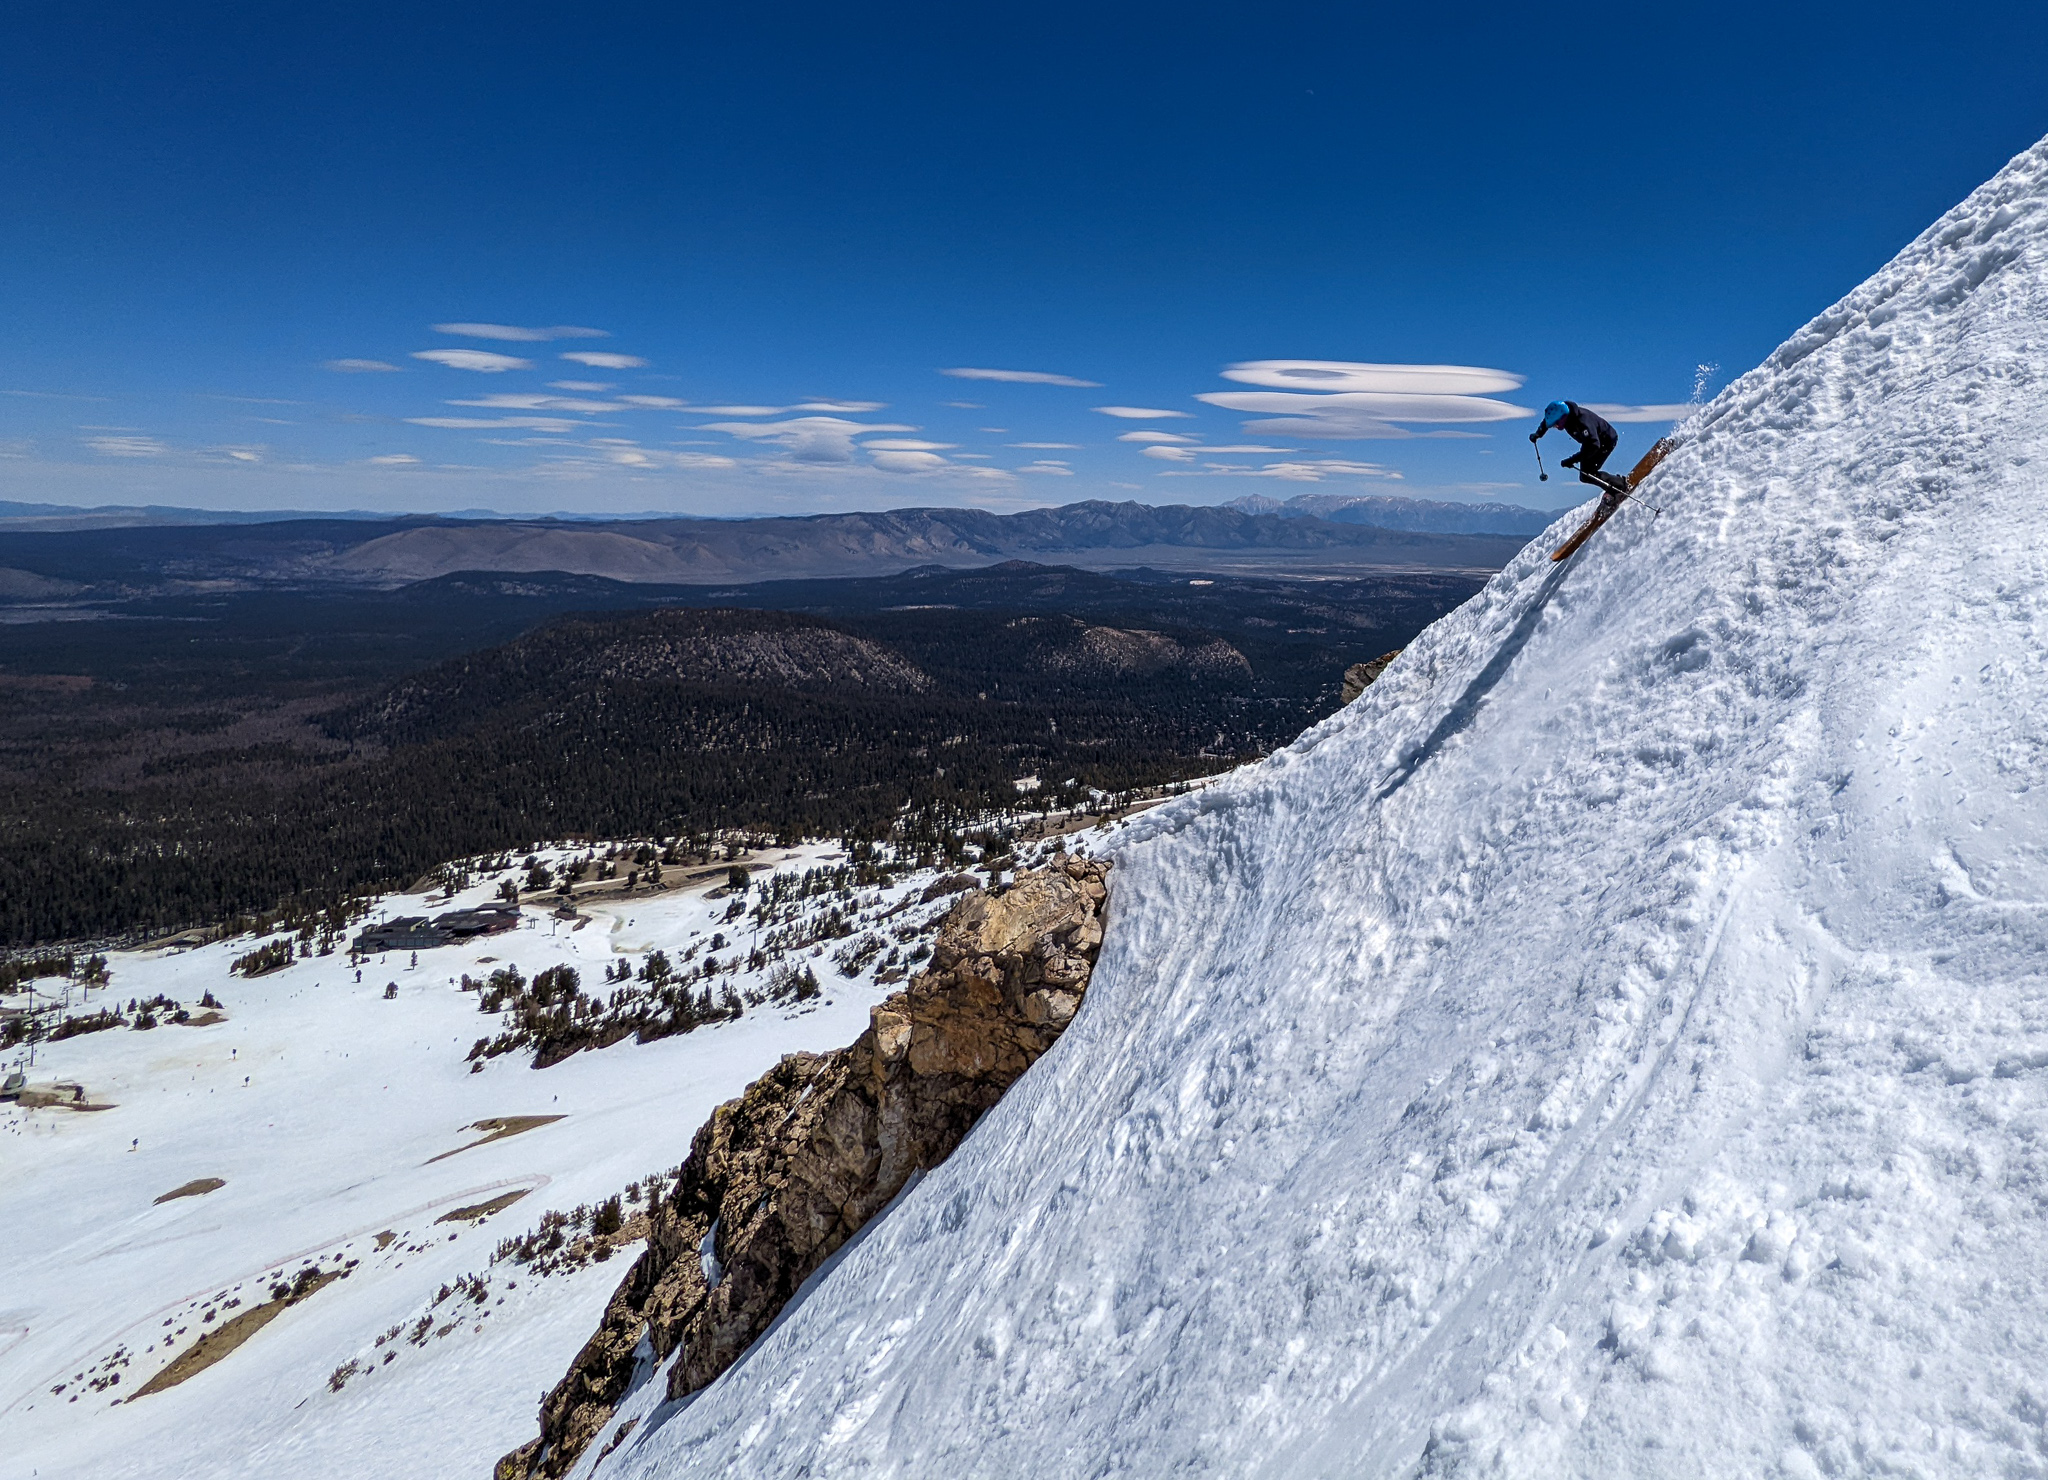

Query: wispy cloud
left=366, top=454, right=419, bottom=465
left=86, top=434, right=169, bottom=457
left=407, top=415, right=586, bottom=432
left=1142, top=445, right=1198, bottom=462
left=1199, top=360, right=1529, bottom=438
left=447, top=393, right=620, bottom=413
left=1160, top=457, right=1402, bottom=482
left=1018, top=460, right=1074, bottom=475
left=943, top=400, right=985, bottom=409
left=1582, top=402, right=1693, bottom=422
left=549, top=380, right=614, bottom=392
left=325, top=358, right=402, bottom=373
left=1093, top=405, right=1193, bottom=420
left=942, top=367, right=1101, bottom=387
left=698, top=415, right=916, bottom=464
left=570, top=438, right=737, bottom=471
left=560, top=351, right=649, bottom=369
left=412, top=349, right=533, bottom=373
left=695, top=401, right=886, bottom=416
left=870, top=450, right=950, bottom=473
left=693, top=417, right=1016, bottom=479
left=1117, top=430, right=1198, bottom=443
left=433, top=323, right=609, bottom=342
left=443, top=390, right=692, bottom=414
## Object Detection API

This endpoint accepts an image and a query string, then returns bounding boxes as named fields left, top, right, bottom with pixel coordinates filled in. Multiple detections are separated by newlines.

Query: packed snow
left=577, top=140, right=2048, bottom=1477
left=0, top=841, right=988, bottom=1479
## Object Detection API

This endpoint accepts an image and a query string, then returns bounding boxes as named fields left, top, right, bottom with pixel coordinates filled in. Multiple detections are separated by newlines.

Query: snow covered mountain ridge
left=593, top=139, right=2048, bottom=1476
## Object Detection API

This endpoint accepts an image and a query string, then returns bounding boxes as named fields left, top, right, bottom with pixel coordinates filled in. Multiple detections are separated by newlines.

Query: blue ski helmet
left=1542, top=400, right=1570, bottom=424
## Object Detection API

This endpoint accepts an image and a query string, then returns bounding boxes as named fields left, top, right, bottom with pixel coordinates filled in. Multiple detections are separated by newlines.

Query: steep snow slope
left=608, top=141, right=2048, bottom=1477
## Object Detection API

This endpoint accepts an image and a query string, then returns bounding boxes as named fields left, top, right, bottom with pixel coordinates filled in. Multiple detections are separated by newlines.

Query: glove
left=1528, top=431, right=1540, bottom=443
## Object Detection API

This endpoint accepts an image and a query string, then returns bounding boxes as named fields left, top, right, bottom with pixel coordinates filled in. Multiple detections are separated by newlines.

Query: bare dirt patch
left=425, top=1114, right=565, bottom=1165
left=154, top=1178, right=225, bottom=1204
left=436, top=1188, right=531, bottom=1223
left=133, top=1269, right=341, bottom=1398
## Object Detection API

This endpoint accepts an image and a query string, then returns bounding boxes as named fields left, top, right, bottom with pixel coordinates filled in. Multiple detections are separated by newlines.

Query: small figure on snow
left=1530, top=400, right=1626, bottom=504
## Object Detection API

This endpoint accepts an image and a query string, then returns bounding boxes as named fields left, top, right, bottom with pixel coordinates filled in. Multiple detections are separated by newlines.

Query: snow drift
left=607, top=141, right=2048, bottom=1477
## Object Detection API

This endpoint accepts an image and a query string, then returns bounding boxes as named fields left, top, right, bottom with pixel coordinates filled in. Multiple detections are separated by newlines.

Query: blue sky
left=2, top=1, right=2044, bottom=518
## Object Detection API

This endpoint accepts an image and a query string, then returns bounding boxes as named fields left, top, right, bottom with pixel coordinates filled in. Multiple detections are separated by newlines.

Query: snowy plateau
left=9, top=136, right=2048, bottom=1479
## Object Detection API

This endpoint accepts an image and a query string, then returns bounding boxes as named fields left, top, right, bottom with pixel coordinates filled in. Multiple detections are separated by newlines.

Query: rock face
left=497, top=858, right=1113, bottom=1480
left=1340, top=647, right=1403, bottom=704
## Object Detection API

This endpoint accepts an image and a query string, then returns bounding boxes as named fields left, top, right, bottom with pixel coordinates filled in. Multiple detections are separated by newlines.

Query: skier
left=1530, top=400, right=1626, bottom=499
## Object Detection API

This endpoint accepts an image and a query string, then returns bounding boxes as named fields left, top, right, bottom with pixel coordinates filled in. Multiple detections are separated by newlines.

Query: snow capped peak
left=611, top=139, right=2048, bottom=1477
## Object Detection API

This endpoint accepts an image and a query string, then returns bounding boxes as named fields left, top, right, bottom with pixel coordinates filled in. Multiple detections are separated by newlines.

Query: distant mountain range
left=0, top=499, right=399, bottom=530
left=0, top=498, right=1555, bottom=591
left=1220, top=490, right=1557, bottom=535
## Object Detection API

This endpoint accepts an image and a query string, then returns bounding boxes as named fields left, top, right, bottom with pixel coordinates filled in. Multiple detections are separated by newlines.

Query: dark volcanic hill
left=351, top=608, right=936, bottom=743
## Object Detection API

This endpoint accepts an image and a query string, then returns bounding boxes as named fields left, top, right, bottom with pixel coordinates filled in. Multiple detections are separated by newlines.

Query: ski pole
left=1533, top=443, right=1547, bottom=482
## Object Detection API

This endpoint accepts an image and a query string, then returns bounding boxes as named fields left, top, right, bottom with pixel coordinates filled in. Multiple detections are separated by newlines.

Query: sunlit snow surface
left=1, top=843, right=926, bottom=1479
left=604, top=143, right=2048, bottom=1477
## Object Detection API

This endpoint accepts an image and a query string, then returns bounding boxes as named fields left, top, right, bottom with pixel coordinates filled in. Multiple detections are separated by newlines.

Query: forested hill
left=0, top=563, right=1483, bottom=946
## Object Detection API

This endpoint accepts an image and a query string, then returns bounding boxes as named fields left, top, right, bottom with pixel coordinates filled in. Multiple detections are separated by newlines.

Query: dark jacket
left=1536, top=401, right=1617, bottom=450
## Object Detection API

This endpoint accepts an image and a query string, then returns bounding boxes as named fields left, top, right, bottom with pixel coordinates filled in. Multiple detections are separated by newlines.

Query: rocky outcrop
left=1340, top=648, right=1403, bottom=704
left=496, top=858, right=1112, bottom=1480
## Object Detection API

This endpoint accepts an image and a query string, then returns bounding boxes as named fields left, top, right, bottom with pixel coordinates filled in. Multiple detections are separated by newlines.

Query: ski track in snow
left=596, top=140, right=2048, bottom=1477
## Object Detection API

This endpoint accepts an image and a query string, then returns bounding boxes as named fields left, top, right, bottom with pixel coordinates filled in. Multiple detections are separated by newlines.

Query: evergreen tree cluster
left=0, top=569, right=1479, bottom=948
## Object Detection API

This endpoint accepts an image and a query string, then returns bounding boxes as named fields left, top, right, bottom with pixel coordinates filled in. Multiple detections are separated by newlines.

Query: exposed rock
left=918, top=871, right=981, bottom=903
left=1340, top=647, right=1403, bottom=704
left=153, top=1177, right=226, bottom=1204
left=496, top=858, right=1113, bottom=1480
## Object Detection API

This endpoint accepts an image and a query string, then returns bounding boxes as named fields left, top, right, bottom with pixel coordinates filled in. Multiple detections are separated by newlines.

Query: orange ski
left=1549, top=437, right=1676, bottom=562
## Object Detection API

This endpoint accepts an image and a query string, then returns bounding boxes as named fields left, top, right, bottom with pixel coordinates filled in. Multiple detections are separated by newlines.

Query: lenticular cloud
left=1200, top=358, right=1533, bottom=437
left=1219, top=359, right=1524, bottom=395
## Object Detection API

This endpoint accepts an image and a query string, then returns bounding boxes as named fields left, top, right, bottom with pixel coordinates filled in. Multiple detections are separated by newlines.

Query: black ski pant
left=1559, top=426, right=1618, bottom=483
